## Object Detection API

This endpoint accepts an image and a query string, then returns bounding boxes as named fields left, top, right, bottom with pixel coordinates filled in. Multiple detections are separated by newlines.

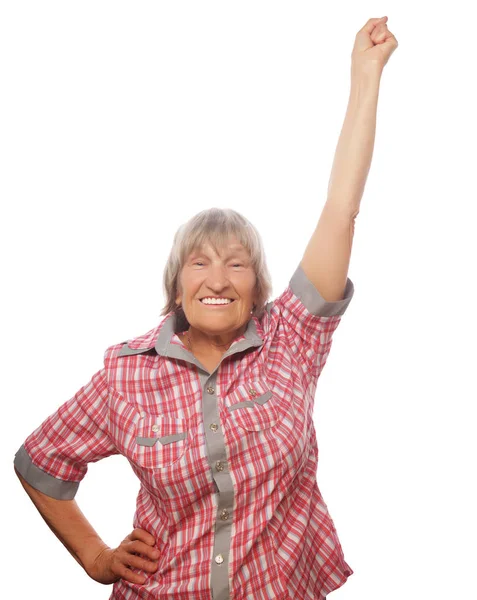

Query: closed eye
left=193, top=262, right=243, bottom=268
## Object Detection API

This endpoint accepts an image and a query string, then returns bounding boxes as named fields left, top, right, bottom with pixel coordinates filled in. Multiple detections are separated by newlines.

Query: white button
left=152, top=424, right=159, bottom=432
left=215, top=553, right=224, bottom=564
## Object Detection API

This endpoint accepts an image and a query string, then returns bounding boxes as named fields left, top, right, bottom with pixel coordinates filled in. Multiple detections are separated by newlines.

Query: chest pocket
left=134, top=412, right=189, bottom=469
left=226, top=379, right=302, bottom=465
left=227, top=381, right=279, bottom=430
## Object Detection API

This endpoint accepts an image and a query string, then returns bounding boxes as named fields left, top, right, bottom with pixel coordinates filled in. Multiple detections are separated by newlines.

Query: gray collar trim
left=118, top=313, right=264, bottom=361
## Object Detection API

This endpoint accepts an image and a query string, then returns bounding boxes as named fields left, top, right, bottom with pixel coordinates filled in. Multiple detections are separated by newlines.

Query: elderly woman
left=13, top=17, right=397, bottom=600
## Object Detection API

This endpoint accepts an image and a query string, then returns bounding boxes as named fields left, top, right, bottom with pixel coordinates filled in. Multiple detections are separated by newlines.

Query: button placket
left=199, top=372, right=234, bottom=599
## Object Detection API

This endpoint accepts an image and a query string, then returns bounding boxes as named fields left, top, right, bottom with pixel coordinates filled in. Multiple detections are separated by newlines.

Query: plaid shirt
left=14, top=263, right=354, bottom=600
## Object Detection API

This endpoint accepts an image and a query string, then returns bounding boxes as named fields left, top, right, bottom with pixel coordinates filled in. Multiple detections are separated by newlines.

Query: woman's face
left=176, top=235, right=258, bottom=339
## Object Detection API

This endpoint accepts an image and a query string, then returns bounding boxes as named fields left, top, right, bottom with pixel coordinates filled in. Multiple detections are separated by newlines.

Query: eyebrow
left=189, top=246, right=247, bottom=259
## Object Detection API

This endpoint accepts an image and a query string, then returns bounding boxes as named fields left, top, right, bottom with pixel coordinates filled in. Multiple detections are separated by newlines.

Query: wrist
left=348, top=67, right=382, bottom=106
left=77, top=538, right=110, bottom=574
left=351, top=62, right=383, bottom=84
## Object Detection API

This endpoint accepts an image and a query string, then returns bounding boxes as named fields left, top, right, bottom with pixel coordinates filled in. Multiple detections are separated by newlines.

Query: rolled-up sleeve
left=274, top=263, right=354, bottom=375
left=13, top=367, right=119, bottom=500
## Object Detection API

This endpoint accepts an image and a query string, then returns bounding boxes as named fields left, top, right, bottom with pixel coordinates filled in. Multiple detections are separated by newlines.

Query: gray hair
left=160, top=208, right=272, bottom=329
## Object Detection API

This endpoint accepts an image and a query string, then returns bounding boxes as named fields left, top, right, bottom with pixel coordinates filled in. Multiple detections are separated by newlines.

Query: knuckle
left=143, top=558, right=157, bottom=572
left=138, top=527, right=155, bottom=543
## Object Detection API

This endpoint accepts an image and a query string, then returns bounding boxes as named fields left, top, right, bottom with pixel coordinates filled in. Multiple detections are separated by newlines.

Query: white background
left=2, top=2, right=476, bottom=599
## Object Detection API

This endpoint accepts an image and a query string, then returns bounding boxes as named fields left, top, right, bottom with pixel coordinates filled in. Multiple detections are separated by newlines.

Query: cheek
left=179, top=275, right=199, bottom=298
left=239, top=288, right=255, bottom=308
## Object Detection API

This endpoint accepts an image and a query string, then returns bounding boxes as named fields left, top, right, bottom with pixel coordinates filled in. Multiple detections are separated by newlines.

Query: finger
left=116, top=562, right=148, bottom=585
left=129, top=528, right=156, bottom=547
left=128, top=540, right=161, bottom=561
left=360, top=16, right=387, bottom=35
left=119, top=550, right=158, bottom=574
left=373, top=26, right=389, bottom=43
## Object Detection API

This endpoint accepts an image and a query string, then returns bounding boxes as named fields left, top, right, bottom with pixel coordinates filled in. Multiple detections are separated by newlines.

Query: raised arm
left=300, top=17, right=398, bottom=301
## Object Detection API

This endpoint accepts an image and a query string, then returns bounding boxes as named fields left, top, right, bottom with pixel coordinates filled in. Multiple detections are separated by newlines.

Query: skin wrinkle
left=175, top=235, right=258, bottom=354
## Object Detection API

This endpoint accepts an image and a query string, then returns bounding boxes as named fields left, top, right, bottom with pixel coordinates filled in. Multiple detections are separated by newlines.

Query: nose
left=206, top=263, right=229, bottom=292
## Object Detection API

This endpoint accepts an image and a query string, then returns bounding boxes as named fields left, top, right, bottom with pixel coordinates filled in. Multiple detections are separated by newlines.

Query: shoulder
left=104, top=318, right=169, bottom=361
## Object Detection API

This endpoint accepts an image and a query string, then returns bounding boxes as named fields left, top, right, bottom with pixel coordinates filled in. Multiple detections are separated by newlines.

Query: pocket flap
left=136, top=432, right=187, bottom=446
left=134, top=413, right=188, bottom=468
left=227, top=381, right=278, bottom=431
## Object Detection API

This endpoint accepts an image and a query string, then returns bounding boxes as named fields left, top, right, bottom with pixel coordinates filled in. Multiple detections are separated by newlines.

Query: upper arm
left=273, top=263, right=354, bottom=375
left=13, top=367, right=119, bottom=499
left=300, top=202, right=356, bottom=302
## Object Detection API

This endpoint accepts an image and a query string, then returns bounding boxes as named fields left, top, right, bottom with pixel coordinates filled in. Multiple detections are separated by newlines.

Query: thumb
left=360, top=16, right=387, bottom=34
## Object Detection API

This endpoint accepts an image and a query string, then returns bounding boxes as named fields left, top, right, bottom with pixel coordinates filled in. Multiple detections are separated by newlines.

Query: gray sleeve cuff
left=290, top=264, right=354, bottom=317
left=14, top=445, right=80, bottom=500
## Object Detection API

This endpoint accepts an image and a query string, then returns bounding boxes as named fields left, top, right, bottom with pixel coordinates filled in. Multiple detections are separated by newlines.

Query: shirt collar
left=118, top=312, right=264, bottom=360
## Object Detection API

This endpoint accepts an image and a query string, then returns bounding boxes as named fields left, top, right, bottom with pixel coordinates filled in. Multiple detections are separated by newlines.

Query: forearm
left=326, top=68, right=382, bottom=217
left=15, top=468, right=108, bottom=573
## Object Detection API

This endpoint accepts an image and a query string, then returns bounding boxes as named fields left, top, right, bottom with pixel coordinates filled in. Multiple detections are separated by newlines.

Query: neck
left=186, top=325, right=246, bottom=352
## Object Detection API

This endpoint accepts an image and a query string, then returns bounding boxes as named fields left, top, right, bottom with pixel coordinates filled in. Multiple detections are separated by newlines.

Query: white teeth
left=201, top=298, right=233, bottom=305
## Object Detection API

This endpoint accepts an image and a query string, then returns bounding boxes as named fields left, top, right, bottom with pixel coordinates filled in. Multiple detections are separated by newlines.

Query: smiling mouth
left=199, top=299, right=236, bottom=305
